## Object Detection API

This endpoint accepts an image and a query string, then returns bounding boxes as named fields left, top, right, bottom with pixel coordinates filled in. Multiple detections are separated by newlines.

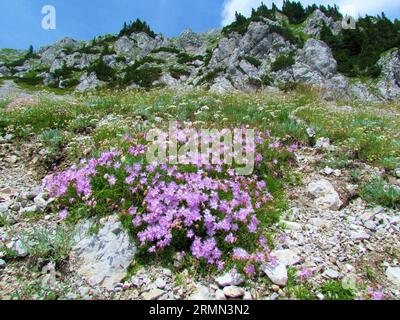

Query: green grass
left=19, top=226, right=72, bottom=264
left=0, top=214, right=10, bottom=227
left=361, top=177, right=400, bottom=209
left=319, top=280, right=356, bottom=300
left=295, top=105, right=400, bottom=170
left=285, top=267, right=318, bottom=300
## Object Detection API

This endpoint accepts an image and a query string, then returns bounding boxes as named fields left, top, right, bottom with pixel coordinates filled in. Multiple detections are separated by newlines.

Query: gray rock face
left=67, top=52, right=96, bottom=70
left=38, top=72, right=57, bottom=86
left=207, top=20, right=294, bottom=89
left=50, top=59, right=65, bottom=73
left=114, top=36, right=137, bottom=58
left=76, top=72, right=104, bottom=92
left=209, top=77, right=234, bottom=94
left=114, top=33, right=165, bottom=61
left=159, top=73, right=180, bottom=87
left=376, top=49, right=400, bottom=101
left=302, top=9, right=342, bottom=38
left=0, top=66, right=11, bottom=77
left=170, top=29, right=209, bottom=55
left=298, top=39, right=337, bottom=78
left=102, top=55, right=117, bottom=68
left=142, top=289, right=165, bottom=300
left=71, top=215, right=137, bottom=290
left=347, top=82, right=378, bottom=102
left=39, top=37, right=83, bottom=67
left=271, top=249, right=301, bottom=266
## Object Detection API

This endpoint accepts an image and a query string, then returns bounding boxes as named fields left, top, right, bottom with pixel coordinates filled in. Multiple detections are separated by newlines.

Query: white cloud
left=221, top=0, right=268, bottom=26
left=221, top=0, right=400, bottom=26
left=337, top=0, right=398, bottom=17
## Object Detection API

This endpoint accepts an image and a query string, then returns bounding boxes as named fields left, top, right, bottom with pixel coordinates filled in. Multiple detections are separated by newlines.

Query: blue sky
left=1, top=0, right=399, bottom=50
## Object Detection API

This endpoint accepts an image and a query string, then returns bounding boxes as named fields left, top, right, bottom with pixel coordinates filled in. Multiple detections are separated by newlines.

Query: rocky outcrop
left=302, top=9, right=342, bottom=38
left=39, top=37, right=83, bottom=67
left=76, top=72, right=104, bottom=92
left=169, top=29, right=211, bottom=55
left=376, top=49, right=400, bottom=101
left=114, top=33, right=165, bottom=61
left=297, top=39, right=337, bottom=78
left=71, top=215, right=137, bottom=290
left=206, top=19, right=295, bottom=91
left=0, top=66, right=11, bottom=77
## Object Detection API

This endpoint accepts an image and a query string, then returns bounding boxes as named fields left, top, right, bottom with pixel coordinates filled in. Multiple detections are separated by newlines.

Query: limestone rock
left=215, top=269, right=245, bottom=288
left=223, top=286, right=245, bottom=299
left=307, top=179, right=342, bottom=210
left=71, top=215, right=137, bottom=290
left=262, top=263, right=288, bottom=286
left=76, top=72, right=105, bottom=92
left=188, top=285, right=212, bottom=300
left=386, top=267, right=400, bottom=287
left=142, top=289, right=164, bottom=300
left=271, top=249, right=301, bottom=267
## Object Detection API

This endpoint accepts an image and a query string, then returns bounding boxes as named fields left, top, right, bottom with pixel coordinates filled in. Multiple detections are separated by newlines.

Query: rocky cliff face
left=1, top=10, right=399, bottom=102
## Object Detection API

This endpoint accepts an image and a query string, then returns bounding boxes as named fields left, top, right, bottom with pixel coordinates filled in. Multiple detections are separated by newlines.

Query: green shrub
left=262, top=72, right=273, bottom=86
left=152, top=47, right=180, bottom=54
left=119, top=19, right=156, bottom=38
left=40, top=129, right=64, bottom=153
left=115, top=56, right=127, bottom=63
left=76, top=46, right=100, bottom=54
left=241, top=56, right=262, bottom=67
left=169, top=66, right=191, bottom=79
left=124, top=65, right=162, bottom=89
left=177, top=52, right=204, bottom=64
left=320, top=14, right=400, bottom=78
left=250, top=3, right=278, bottom=21
left=222, top=12, right=250, bottom=36
left=20, top=226, right=72, bottom=263
left=61, top=78, right=80, bottom=88
left=132, top=56, right=166, bottom=68
left=87, top=58, right=116, bottom=82
left=271, top=53, right=295, bottom=72
left=53, top=62, right=77, bottom=79
left=122, top=56, right=166, bottom=88
left=198, top=67, right=226, bottom=85
left=69, top=116, right=96, bottom=134
left=247, top=77, right=262, bottom=88
left=15, top=71, right=43, bottom=86
left=319, top=280, right=356, bottom=300
left=269, top=25, right=303, bottom=46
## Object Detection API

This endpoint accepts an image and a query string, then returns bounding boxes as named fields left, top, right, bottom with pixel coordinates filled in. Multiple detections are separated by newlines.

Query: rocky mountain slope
left=1, top=9, right=399, bottom=102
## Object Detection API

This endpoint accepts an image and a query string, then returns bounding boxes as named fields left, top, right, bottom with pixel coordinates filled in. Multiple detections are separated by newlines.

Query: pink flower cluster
left=43, top=128, right=295, bottom=270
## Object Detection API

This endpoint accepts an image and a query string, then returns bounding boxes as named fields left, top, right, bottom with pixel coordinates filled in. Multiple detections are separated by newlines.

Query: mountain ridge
left=0, top=3, right=399, bottom=102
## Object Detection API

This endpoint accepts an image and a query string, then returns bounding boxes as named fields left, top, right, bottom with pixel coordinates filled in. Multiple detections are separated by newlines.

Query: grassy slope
left=1, top=86, right=399, bottom=299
